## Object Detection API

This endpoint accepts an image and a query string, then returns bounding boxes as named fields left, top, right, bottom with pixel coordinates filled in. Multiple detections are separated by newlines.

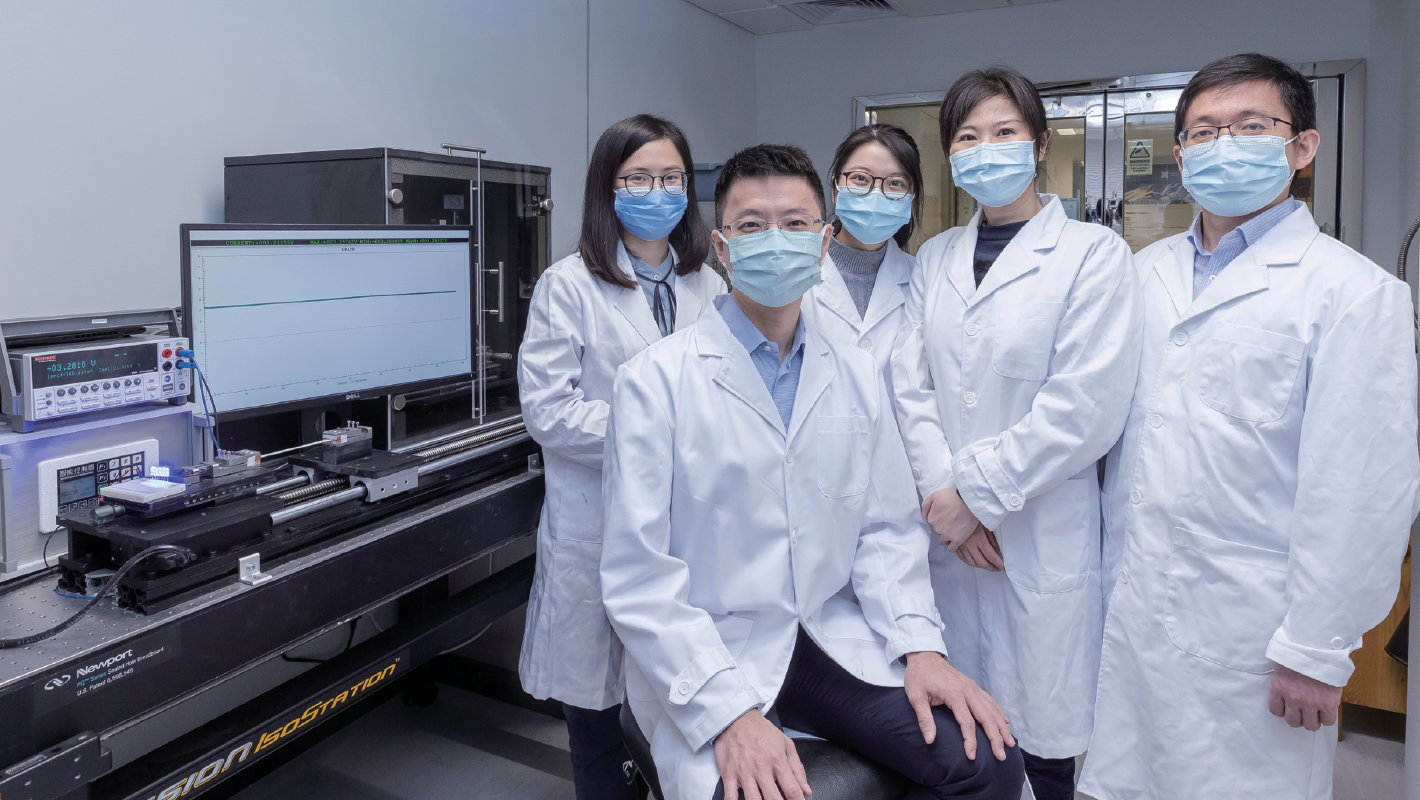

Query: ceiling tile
left=682, top=0, right=777, bottom=14
left=886, top=0, right=1008, bottom=15
left=719, top=5, right=816, bottom=33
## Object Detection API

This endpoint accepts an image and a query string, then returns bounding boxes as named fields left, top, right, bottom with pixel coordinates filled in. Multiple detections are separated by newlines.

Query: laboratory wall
left=0, top=0, right=753, bottom=321
left=753, top=0, right=1420, bottom=273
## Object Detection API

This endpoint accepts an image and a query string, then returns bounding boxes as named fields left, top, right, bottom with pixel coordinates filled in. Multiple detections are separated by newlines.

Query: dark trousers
left=563, top=702, right=639, bottom=800
left=1021, top=750, right=1076, bottom=800
left=717, top=628, right=1024, bottom=799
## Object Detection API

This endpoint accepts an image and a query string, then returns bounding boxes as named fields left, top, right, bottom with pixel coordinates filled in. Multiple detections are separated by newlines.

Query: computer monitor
left=180, top=225, right=474, bottom=418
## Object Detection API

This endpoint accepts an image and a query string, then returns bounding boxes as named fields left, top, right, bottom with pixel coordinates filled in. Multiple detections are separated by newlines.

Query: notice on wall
left=1127, top=139, right=1154, bottom=176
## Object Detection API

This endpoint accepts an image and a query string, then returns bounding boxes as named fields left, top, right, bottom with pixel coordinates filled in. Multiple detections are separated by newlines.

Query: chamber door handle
left=485, top=261, right=506, bottom=319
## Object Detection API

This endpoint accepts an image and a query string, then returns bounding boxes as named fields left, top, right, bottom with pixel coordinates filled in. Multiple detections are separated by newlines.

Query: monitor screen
left=183, top=226, right=474, bottom=414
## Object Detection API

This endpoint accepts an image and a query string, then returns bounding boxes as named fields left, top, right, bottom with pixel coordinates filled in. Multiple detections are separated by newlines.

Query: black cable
left=0, top=544, right=196, bottom=649
left=42, top=529, right=58, bottom=568
left=281, top=616, right=361, bottom=664
left=198, top=365, right=222, bottom=449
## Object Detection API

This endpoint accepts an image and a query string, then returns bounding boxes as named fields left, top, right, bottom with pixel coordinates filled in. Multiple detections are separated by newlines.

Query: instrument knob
left=388, top=188, right=404, bottom=205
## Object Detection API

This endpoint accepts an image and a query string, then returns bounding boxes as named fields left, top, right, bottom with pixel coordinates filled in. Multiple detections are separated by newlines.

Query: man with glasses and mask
left=1079, top=53, right=1420, bottom=800
left=600, top=143, right=1023, bottom=800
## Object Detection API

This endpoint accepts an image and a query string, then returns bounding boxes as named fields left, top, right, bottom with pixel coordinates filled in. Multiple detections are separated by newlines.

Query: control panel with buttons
left=36, top=439, right=162, bottom=532
left=10, top=334, right=190, bottom=426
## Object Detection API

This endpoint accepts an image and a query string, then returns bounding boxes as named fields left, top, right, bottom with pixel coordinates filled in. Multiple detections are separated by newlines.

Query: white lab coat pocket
left=995, top=475, right=1095, bottom=594
left=1194, top=322, right=1305, bottom=423
left=1163, top=527, right=1288, bottom=674
left=992, top=301, right=1066, bottom=381
left=816, top=415, right=870, bottom=498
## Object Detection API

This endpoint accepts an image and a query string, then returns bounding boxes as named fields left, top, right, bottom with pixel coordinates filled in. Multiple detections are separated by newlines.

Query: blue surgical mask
left=948, top=141, right=1037, bottom=208
left=719, top=228, right=824, bottom=308
left=1181, top=134, right=1296, bottom=218
left=614, top=187, right=688, bottom=241
left=834, top=188, right=913, bottom=245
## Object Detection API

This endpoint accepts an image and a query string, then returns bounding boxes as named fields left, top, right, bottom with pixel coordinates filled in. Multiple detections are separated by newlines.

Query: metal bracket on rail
left=238, top=553, right=273, bottom=586
left=0, top=731, right=111, bottom=800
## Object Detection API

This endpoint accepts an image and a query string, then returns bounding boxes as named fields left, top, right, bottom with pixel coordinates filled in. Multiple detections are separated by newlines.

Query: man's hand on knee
left=904, top=651, right=1015, bottom=762
left=713, top=709, right=812, bottom=800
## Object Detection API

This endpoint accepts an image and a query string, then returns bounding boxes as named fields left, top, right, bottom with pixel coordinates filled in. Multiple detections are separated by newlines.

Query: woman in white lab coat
left=890, top=67, right=1141, bottom=800
left=802, top=124, right=920, bottom=384
left=517, top=114, right=726, bottom=799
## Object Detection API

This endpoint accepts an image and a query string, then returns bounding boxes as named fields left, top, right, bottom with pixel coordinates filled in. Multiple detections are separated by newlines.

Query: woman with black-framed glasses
left=517, top=114, right=726, bottom=800
left=800, top=124, right=923, bottom=392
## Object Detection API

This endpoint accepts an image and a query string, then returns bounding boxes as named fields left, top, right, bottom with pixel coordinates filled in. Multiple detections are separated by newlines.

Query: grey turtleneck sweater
left=829, top=237, right=889, bottom=319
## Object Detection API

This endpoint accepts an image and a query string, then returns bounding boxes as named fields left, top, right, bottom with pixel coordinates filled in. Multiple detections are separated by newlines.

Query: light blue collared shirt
left=1186, top=197, right=1303, bottom=298
left=629, top=251, right=677, bottom=337
left=715, top=294, right=804, bottom=429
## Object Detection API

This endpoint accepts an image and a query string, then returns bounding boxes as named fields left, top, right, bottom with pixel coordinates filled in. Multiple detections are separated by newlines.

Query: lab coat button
left=785, top=453, right=793, bottom=464
left=965, top=323, right=979, bottom=336
left=1119, top=570, right=1130, bottom=585
left=1172, top=332, right=1188, bottom=346
left=1130, top=490, right=1142, bottom=504
left=912, top=467, right=921, bottom=478
left=678, top=681, right=691, bottom=695
left=859, top=339, right=872, bottom=350
left=1331, top=637, right=1347, bottom=649
left=1148, top=414, right=1163, bottom=428
left=1008, top=494, right=1022, bottom=508
left=964, top=391, right=977, bottom=405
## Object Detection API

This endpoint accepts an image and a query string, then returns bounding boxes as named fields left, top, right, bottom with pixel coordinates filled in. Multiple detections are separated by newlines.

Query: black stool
left=620, top=704, right=910, bottom=800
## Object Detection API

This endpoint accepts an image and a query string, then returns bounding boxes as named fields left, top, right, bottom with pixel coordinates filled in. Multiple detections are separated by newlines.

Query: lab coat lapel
left=861, top=240, right=911, bottom=331
left=815, top=254, right=865, bottom=332
left=673, top=261, right=709, bottom=334
left=945, top=209, right=982, bottom=304
left=696, top=303, right=786, bottom=435
left=1154, top=237, right=1194, bottom=317
left=610, top=242, right=663, bottom=345
left=1180, top=207, right=1318, bottom=323
left=785, top=327, right=834, bottom=448
left=968, top=194, right=1066, bottom=310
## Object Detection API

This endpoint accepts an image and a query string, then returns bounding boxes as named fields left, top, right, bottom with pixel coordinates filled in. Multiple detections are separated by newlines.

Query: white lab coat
left=890, top=195, right=1142, bottom=757
left=1078, top=207, right=1420, bottom=800
left=600, top=302, right=947, bottom=800
left=517, top=243, right=727, bottom=710
left=801, top=239, right=914, bottom=387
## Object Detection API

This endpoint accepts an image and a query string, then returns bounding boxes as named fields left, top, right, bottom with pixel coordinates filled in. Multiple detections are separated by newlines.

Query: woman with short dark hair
left=517, top=113, right=725, bottom=799
left=890, top=65, right=1143, bottom=800
left=801, top=124, right=922, bottom=390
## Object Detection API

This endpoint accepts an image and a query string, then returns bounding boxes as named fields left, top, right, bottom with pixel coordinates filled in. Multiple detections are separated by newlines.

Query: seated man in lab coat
left=1078, top=53, right=1420, bottom=800
left=600, top=143, right=1023, bottom=800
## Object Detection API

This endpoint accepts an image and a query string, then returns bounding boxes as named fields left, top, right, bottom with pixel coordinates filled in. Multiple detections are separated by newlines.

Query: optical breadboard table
left=0, top=451, right=543, bottom=800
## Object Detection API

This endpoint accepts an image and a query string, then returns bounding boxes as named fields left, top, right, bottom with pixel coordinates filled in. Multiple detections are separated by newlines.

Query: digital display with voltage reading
left=30, top=345, right=158, bottom=389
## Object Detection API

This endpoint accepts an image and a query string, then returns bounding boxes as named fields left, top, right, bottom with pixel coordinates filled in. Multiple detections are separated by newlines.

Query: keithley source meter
left=1, top=310, right=190, bottom=433
left=10, top=335, right=190, bottom=425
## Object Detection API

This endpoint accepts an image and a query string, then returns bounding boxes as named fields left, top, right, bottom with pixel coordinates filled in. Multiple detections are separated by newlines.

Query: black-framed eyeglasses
left=718, top=215, right=826, bottom=237
left=1177, top=117, right=1295, bottom=151
left=617, top=171, right=690, bottom=196
left=837, top=170, right=913, bottom=200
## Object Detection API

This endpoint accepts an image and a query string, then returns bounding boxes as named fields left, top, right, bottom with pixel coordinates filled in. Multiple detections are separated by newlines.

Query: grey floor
left=231, top=605, right=1406, bottom=800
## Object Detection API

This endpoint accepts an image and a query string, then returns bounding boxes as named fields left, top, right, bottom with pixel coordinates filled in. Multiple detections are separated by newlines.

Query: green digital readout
left=31, top=345, right=158, bottom=389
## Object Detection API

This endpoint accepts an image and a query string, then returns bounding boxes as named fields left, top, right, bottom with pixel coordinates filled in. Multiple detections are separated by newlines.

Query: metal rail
left=267, top=429, right=531, bottom=528
left=256, top=474, right=310, bottom=496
